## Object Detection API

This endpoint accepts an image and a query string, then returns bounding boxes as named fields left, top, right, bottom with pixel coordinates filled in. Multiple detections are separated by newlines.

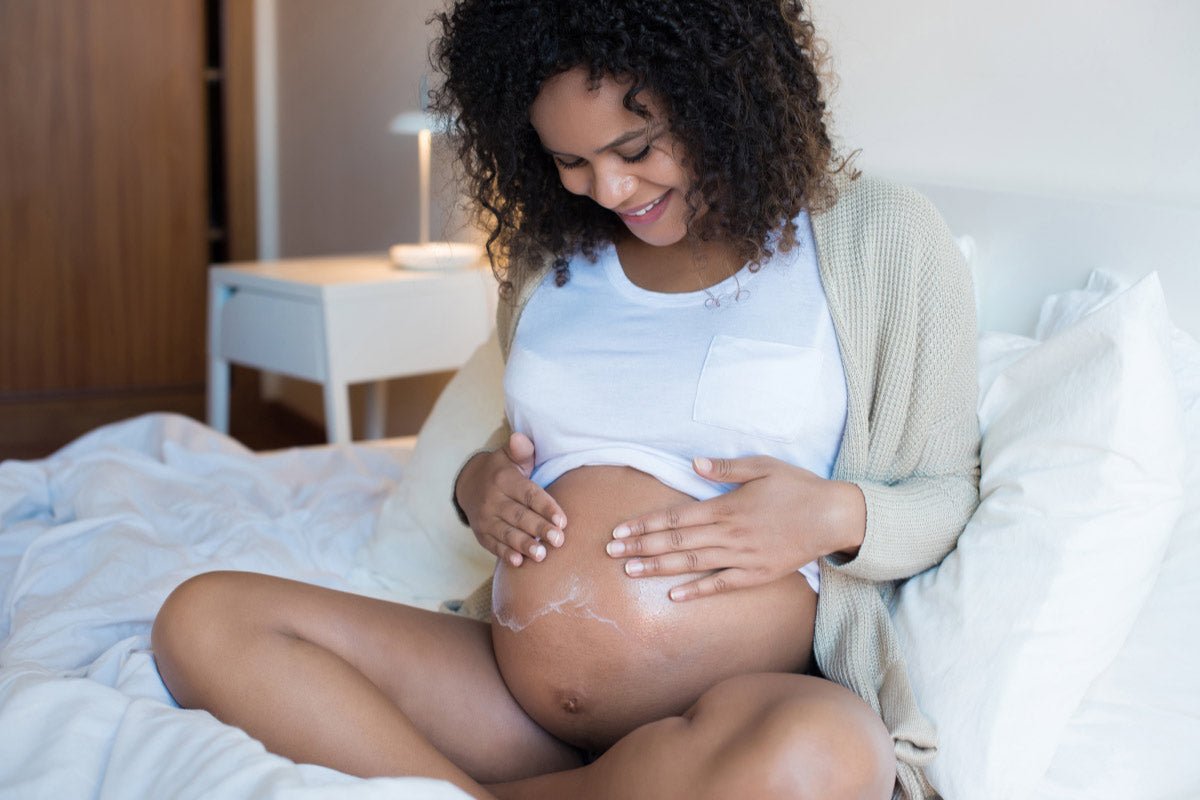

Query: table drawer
left=216, top=289, right=326, bottom=380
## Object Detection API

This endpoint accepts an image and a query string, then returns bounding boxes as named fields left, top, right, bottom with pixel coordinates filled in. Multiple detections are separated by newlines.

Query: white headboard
left=913, top=182, right=1200, bottom=340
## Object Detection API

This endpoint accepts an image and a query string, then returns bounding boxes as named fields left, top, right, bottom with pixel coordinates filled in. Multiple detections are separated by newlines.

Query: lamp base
left=389, top=241, right=484, bottom=271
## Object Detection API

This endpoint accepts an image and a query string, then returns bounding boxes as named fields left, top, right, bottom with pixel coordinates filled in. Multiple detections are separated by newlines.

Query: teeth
left=627, top=195, right=665, bottom=216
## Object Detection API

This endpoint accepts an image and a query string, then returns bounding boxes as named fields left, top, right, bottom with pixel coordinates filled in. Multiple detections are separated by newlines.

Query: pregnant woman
left=151, top=2, right=980, bottom=799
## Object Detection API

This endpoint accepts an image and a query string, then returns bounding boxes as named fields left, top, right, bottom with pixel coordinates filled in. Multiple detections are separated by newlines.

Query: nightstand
left=208, top=254, right=496, bottom=443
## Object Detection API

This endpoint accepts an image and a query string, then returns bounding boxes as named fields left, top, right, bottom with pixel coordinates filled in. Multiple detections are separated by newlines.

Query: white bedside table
left=208, top=254, right=497, bottom=443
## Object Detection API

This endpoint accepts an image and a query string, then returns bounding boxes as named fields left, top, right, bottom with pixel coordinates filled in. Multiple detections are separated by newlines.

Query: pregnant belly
left=490, top=466, right=816, bottom=753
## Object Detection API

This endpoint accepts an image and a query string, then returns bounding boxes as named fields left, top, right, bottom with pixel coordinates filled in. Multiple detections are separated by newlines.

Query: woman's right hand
left=454, top=431, right=568, bottom=566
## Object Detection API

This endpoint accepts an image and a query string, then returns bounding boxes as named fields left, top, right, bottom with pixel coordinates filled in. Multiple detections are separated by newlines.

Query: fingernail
left=548, top=529, right=564, bottom=547
left=612, top=524, right=630, bottom=539
left=606, top=541, right=625, bottom=556
left=553, top=513, right=567, bottom=529
left=625, top=560, right=644, bottom=576
left=510, top=553, right=523, bottom=566
left=693, top=456, right=712, bottom=473
left=532, top=543, right=546, bottom=561
left=669, top=587, right=688, bottom=601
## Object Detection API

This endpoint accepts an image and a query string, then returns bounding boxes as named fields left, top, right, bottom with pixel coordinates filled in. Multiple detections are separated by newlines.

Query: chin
left=624, top=220, right=689, bottom=248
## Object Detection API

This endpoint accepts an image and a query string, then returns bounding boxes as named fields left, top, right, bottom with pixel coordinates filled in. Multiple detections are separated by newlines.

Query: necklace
left=702, top=270, right=750, bottom=309
left=691, top=241, right=750, bottom=309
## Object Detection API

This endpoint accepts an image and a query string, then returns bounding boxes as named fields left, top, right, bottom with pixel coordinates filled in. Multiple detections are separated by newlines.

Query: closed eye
left=554, top=144, right=654, bottom=171
left=621, top=144, right=653, bottom=164
left=554, top=155, right=586, bottom=170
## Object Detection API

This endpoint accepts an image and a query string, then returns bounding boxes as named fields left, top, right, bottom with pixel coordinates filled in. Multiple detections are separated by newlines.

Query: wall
left=809, top=0, right=1200, bottom=206
left=272, top=0, right=466, bottom=256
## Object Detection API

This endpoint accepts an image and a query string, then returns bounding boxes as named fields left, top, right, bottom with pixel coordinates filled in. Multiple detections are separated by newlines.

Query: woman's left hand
left=605, top=455, right=866, bottom=601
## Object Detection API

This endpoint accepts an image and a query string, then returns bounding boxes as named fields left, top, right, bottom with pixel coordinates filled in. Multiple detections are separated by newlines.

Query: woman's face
left=529, top=67, right=696, bottom=248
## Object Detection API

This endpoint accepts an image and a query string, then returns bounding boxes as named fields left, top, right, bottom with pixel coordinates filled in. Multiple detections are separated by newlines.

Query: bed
left=1, top=181, right=1198, bottom=799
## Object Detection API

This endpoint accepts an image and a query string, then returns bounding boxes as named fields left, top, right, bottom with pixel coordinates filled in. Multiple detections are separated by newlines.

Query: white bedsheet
left=0, top=413, right=471, bottom=800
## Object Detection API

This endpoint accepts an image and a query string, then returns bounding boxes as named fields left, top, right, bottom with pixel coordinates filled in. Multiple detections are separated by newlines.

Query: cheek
left=648, top=154, right=690, bottom=194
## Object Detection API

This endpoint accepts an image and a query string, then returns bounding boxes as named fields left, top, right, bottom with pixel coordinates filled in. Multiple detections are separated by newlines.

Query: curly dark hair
left=429, top=0, right=854, bottom=291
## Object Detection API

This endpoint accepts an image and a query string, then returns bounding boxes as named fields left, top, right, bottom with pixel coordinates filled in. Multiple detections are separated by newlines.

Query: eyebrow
left=543, top=125, right=659, bottom=157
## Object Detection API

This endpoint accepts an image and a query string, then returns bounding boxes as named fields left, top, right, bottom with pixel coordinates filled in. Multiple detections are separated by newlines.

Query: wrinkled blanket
left=0, top=413, right=469, bottom=800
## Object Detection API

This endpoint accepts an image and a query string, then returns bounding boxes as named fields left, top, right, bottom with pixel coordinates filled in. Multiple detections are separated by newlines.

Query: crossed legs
left=152, top=571, right=895, bottom=800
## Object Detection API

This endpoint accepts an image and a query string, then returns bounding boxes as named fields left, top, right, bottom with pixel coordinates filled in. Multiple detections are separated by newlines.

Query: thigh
left=154, top=570, right=581, bottom=780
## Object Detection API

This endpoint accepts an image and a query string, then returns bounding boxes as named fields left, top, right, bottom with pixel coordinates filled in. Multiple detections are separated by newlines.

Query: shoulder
left=814, top=173, right=948, bottom=248
left=812, top=174, right=974, bottom=363
left=813, top=174, right=964, bottom=290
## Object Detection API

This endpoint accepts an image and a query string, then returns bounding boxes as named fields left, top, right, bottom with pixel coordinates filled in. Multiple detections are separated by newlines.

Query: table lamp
left=388, top=102, right=482, bottom=270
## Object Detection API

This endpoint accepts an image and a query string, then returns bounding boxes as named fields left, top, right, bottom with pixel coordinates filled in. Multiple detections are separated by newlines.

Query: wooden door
left=0, top=0, right=255, bottom=458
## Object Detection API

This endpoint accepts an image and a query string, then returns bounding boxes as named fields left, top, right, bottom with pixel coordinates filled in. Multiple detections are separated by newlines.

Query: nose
left=589, top=164, right=637, bottom=210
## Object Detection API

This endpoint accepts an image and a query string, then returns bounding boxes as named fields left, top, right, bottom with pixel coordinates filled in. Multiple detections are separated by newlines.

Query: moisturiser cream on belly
left=490, top=465, right=816, bottom=752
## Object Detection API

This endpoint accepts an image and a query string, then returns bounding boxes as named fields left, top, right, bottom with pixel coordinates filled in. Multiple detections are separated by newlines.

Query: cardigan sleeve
left=826, top=187, right=981, bottom=583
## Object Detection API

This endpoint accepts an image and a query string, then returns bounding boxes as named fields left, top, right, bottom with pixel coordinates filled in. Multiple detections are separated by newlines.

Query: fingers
left=492, top=540, right=526, bottom=568
left=478, top=461, right=567, bottom=566
left=667, top=569, right=762, bottom=602
left=499, top=522, right=546, bottom=564
left=612, top=498, right=725, bottom=540
left=505, top=431, right=537, bottom=477
left=480, top=505, right=554, bottom=565
left=461, top=437, right=570, bottom=567
left=496, top=435, right=568, bottom=544
left=478, top=519, right=543, bottom=567
left=496, top=473, right=566, bottom=544
left=497, top=496, right=563, bottom=548
left=605, top=522, right=723, bottom=559
left=617, top=547, right=730, bottom=579
left=691, top=454, right=774, bottom=484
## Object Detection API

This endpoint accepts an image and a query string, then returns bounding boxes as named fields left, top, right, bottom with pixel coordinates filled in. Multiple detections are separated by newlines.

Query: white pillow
left=892, top=273, right=1186, bottom=800
left=1032, top=276, right=1200, bottom=799
left=1033, top=269, right=1128, bottom=340
left=363, top=333, right=505, bottom=607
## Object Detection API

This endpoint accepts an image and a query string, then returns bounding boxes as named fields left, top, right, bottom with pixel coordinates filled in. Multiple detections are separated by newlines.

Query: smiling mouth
left=619, top=192, right=669, bottom=218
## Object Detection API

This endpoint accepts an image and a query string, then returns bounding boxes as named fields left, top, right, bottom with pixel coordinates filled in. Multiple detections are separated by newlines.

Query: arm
left=826, top=187, right=981, bottom=582
left=449, top=262, right=571, bottom=565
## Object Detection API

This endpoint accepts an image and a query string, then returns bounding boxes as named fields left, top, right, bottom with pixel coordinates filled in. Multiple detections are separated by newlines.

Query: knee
left=695, top=675, right=896, bottom=800
left=151, top=571, right=248, bottom=703
left=753, top=683, right=896, bottom=800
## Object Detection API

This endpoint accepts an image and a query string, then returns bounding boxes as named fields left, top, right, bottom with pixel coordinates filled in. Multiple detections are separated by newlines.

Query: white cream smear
left=492, top=574, right=623, bottom=633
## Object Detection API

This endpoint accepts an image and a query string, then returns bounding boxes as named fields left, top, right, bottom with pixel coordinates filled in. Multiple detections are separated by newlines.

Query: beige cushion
left=364, top=333, right=504, bottom=606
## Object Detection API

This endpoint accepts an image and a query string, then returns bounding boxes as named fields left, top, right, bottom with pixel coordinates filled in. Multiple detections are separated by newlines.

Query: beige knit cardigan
left=459, top=175, right=981, bottom=799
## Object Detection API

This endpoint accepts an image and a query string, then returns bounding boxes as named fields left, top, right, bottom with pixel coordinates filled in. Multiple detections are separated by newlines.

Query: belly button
left=558, top=692, right=584, bottom=714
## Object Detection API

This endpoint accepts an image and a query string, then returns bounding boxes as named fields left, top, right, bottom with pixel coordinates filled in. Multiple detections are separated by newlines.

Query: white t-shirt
left=505, top=213, right=847, bottom=592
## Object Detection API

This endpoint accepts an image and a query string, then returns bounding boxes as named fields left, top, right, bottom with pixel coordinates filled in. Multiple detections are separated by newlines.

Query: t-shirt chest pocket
left=692, top=334, right=824, bottom=442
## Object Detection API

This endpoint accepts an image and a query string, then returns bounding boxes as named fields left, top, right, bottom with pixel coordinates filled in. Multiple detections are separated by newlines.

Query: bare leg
left=488, top=673, right=896, bottom=800
left=152, top=571, right=582, bottom=800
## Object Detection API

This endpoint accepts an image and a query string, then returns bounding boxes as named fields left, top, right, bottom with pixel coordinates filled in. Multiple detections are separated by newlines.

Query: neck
left=615, top=235, right=743, bottom=294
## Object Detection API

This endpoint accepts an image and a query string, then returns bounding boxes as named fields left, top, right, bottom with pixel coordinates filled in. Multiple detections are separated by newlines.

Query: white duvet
left=0, top=414, right=470, bottom=800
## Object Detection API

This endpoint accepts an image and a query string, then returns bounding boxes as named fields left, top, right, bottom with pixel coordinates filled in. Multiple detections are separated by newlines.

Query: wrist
left=827, top=480, right=867, bottom=558
left=452, top=450, right=491, bottom=526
